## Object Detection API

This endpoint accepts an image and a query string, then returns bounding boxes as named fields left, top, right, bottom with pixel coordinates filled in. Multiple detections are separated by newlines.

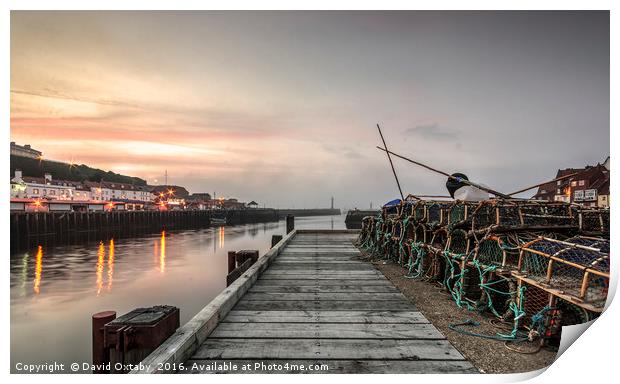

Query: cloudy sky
left=10, top=11, right=609, bottom=208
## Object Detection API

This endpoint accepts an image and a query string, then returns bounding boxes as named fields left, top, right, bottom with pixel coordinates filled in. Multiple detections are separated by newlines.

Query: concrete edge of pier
left=129, top=228, right=299, bottom=374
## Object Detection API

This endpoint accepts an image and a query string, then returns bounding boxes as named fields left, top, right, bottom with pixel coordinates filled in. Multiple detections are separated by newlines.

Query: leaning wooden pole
left=376, top=146, right=512, bottom=199
left=507, top=172, right=580, bottom=196
left=376, top=124, right=407, bottom=201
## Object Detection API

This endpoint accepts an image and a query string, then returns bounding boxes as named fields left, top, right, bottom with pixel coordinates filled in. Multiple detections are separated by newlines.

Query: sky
left=10, top=11, right=609, bottom=209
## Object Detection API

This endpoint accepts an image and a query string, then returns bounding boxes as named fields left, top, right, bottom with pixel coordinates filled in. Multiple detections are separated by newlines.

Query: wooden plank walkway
left=183, top=231, right=475, bottom=374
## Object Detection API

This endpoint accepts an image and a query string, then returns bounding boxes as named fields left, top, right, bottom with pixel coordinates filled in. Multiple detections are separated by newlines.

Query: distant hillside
left=10, top=155, right=147, bottom=186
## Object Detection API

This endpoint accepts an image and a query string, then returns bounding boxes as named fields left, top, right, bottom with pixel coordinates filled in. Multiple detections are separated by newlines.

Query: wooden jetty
left=133, top=230, right=475, bottom=374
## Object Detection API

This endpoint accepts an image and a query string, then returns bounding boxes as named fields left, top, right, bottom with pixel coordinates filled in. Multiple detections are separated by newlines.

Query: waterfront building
left=533, top=159, right=610, bottom=208
left=85, top=181, right=154, bottom=207
left=12, top=170, right=80, bottom=200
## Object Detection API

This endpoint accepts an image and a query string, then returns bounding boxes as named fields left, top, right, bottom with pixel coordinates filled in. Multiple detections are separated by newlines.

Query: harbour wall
left=10, top=209, right=279, bottom=252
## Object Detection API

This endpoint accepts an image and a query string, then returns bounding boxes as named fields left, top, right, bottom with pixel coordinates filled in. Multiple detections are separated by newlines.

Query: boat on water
left=211, top=212, right=227, bottom=225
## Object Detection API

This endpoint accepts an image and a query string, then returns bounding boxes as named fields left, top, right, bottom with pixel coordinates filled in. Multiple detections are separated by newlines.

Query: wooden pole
left=92, top=310, right=116, bottom=373
left=286, top=215, right=295, bottom=234
left=376, top=124, right=406, bottom=201
left=376, top=146, right=512, bottom=199
left=507, top=172, right=580, bottom=196
left=227, top=251, right=237, bottom=274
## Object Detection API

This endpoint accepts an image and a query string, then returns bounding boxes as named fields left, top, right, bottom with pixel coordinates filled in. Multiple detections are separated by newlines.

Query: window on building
left=32, top=188, right=39, bottom=195
left=557, top=189, right=561, bottom=194
left=570, top=181, right=577, bottom=187
left=50, top=190, right=55, bottom=195
left=579, top=180, right=585, bottom=186
left=557, top=180, right=561, bottom=186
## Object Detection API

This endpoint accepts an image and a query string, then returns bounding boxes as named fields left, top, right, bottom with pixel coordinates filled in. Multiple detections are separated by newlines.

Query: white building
left=85, top=181, right=154, bottom=204
left=11, top=170, right=83, bottom=200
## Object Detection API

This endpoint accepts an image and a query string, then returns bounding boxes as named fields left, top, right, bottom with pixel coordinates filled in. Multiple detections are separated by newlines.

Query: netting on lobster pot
left=425, top=229, right=449, bottom=282
left=446, top=228, right=470, bottom=258
left=474, top=235, right=519, bottom=269
left=448, top=201, right=480, bottom=228
left=495, top=201, right=521, bottom=228
left=427, top=201, right=451, bottom=227
left=413, top=223, right=428, bottom=243
left=413, top=201, right=427, bottom=222
left=566, top=236, right=609, bottom=253
left=520, top=202, right=575, bottom=227
left=469, top=201, right=498, bottom=230
left=518, top=237, right=609, bottom=311
left=517, top=281, right=552, bottom=330
left=579, top=208, right=609, bottom=236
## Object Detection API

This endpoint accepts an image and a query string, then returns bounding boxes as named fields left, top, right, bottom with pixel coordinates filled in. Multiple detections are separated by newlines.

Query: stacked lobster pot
left=357, top=199, right=610, bottom=345
left=512, top=236, right=609, bottom=342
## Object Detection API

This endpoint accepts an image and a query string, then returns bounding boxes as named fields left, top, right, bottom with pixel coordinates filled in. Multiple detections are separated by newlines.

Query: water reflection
left=107, top=239, right=115, bottom=291
left=218, top=226, right=225, bottom=249
left=33, top=246, right=43, bottom=295
left=96, top=242, right=105, bottom=295
left=159, top=231, right=166, bottom=273
left=21, top=253, right=29, bottom=293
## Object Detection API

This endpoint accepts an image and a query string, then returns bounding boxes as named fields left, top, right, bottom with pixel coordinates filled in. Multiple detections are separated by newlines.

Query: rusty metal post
left=271, top=235, right=283, bottom=248
left=92, top=310, right=116, bottom=373
left=227, top=251, right=237, bottom=274
left=286, top=215, right=294, bottom=234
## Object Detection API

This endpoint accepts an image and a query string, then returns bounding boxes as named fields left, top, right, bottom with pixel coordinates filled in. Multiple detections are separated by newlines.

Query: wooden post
left=271, top=235, right=283, bottom=248
left=92, top=310, right=116, bottom=373
left=227, top=251, right=237, bottom=274
left=286, top=215, right=294, bottom=234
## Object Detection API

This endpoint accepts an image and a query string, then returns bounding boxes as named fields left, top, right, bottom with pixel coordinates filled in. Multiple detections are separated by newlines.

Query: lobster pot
left=410, top=200, right=426, bottom=222
left=516, top=279, right=553, bottom=329
left=359, top=216, right=373, bottom=243
left=579, top=209, right=609, bottom=237
left=517, top=237, right=609, bottom=311
left=473, top=235, right=519, bottom=269
left=427, top=202, right=452, bottom=227
left=441, top=254, right=462, bottom=290
left=447, top=201, right=479, bottom=228
left=459, top=263, right=483, bottom=303
left=493, top=202, right=521, bottom=228
left=425, top=229, right=449, bottom=281
left=520, top=202, right=575, bottom=228
left=566, top=236, right=610, bottom=253
left=469, top=201, right=500, bottom=230
left=515, top=278, right=598, bottom=340
left=446, top=229, right=471, bottom=258
left=413, top=223, right=429, bottom=244
left=403, top=219, right=417, bottom=243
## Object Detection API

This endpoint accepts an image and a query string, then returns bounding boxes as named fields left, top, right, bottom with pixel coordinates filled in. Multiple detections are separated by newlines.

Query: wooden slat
left=183, top=359, right=476, bottom=374
left=234, top=300, right=414, bottom=311
left=259, top=274, right=383, bottom=280
left=249, top=285, right=400, bottom=293
left=254, top=279, right=394, bottom=286
left=222, top=310, right=429, bottom=324
left=243, top=292, right=407, bottom=301
left=192, top=339, right=466, bottom=360
left=209, top=322, right=443, bottom=339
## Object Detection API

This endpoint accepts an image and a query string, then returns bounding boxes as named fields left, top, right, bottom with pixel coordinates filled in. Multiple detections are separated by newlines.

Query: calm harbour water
left=10, top=214, right=347, bottom=372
